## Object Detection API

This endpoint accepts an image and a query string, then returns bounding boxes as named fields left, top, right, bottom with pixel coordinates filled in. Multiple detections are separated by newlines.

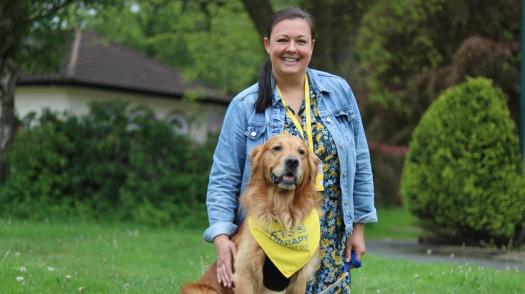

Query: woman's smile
left=264, top=18, right=315, bottom=80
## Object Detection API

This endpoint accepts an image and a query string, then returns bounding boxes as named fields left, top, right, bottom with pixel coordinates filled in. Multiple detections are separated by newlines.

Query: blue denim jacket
left=203, top=68, right=377, bottom=242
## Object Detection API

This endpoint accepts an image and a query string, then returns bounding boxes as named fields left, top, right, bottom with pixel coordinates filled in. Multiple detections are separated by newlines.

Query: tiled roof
left=18, top=30, right=229, bottom=104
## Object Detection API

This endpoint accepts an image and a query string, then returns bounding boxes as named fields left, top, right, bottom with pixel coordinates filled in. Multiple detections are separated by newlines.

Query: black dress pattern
left=282, top=89, right=351, bottom=294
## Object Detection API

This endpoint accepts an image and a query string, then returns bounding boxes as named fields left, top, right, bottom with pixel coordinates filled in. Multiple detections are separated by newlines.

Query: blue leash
left=344, top=251, right=362, bottom=271
left=318, top=251, right=361, bottom=294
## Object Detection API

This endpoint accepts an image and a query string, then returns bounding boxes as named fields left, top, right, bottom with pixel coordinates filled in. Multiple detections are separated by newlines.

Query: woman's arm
left=203, top=97, right=248, bottom=287
left=345, top=223, right=365, bottom=260
left=204, top=97, right=248, bottom=242
left=344, top=83, right=377, bottom=261
left=346, top=84, right=377, bottom=224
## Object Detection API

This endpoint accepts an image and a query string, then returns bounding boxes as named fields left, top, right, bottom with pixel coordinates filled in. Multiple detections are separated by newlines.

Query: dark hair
left=255, top=8, right=315, bottom=113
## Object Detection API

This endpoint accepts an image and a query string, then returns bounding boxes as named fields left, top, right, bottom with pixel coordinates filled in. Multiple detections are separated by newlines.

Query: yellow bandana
left=247, top=209, right=320, bottom=278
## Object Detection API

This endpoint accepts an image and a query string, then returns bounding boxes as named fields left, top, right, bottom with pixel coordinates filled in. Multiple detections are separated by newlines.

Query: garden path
left=367, top=239, right=525, bottom=272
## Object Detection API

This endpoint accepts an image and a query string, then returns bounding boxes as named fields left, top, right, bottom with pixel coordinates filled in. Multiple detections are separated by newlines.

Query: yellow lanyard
left=277, top=75, right=324, bottom=191
left=277, top=76, right=314, bottom=153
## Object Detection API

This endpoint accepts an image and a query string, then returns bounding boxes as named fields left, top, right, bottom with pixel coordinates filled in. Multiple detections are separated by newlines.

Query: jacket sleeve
left=203, top=97, right=248, bottom=242
left=346, top=83, right=378, bottom=224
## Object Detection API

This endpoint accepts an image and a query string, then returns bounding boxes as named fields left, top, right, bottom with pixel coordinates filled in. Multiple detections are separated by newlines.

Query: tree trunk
left=302, top=0, right=373, bottom=78
left=0, top=58, right=17, bottom=180
left=240, top=0, right=274, bottom=38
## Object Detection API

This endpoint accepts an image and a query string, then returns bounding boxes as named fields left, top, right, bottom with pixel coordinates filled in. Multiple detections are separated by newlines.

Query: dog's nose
left=285, top=157, right=299, bottom=169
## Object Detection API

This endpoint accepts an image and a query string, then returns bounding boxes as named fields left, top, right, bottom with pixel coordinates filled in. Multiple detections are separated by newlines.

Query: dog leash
left=318, top=251, right=361, bottom=294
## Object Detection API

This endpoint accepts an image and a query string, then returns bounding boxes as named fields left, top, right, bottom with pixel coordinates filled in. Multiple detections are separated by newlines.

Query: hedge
left=401, top=77, right=525, bottom=245
left=0, top=101, right=214, bottom=226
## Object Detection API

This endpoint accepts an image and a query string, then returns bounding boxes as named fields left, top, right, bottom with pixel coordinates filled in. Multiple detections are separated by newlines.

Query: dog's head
left=251, top=133, right=320, bottom=191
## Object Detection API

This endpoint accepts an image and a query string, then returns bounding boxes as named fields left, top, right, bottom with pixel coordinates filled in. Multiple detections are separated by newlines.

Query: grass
left=352, top=254, right=525, bottom=294
left=365, top=206, right=420, bottom=240
left=0, top=219, right=215, bottom=293
left=1, top=209, right=524, bottom=293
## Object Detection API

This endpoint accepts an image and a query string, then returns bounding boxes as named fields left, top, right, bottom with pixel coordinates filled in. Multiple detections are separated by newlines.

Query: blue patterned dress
left=282, top=89, right=351, bottom=294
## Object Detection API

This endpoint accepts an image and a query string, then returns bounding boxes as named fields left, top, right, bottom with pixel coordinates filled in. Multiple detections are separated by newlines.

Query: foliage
left=356, top=0, right=520, bottom=144
left=78, top=0, right=264, bottom=95
left=401, top=78, right=525, bottom=245
left=370, top=149, right=406, bottom=206
left=1, top=0, right=120, bottom=73
left=0, top=101, right=215, bottom=225
left=301, top=0, right=377, bottom=77
left=78, top=0, right=377, bottom=93
left=0, top=0, right=120, bottom=180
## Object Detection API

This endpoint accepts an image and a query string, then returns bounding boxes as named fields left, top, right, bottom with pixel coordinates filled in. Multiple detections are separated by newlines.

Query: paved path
left=367, top=239, right=525, bottom=272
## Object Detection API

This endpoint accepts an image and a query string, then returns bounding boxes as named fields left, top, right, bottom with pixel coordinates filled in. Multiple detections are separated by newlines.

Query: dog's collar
left=247, top=209, right=320, bottom=278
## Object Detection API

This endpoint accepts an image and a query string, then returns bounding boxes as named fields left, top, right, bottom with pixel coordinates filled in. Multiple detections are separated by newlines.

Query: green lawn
left=1, top=214, right=524, bottom=293
left=0, top=220, right=214, bottom=293
left=353, top=255, right=524, bottom=294
left=365, top=206, right=421, bottom=240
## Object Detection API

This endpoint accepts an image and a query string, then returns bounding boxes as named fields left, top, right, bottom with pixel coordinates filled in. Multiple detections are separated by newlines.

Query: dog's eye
left=272, top=145, right=282, bottom=152
left=298, top=148, right=306, bottom=155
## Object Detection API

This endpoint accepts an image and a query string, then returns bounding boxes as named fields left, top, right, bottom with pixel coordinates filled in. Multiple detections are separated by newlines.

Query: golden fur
left=182, top=134, right=321, bottom=294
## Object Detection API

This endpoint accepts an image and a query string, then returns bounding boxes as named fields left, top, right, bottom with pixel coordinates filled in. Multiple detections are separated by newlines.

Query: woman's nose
left=285, top=41, right=297, bottom=52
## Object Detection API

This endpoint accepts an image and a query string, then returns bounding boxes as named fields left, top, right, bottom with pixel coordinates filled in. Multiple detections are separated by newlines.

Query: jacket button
left=326, top=118, right=332, bottom=123
left=251, top=131, right=256, bottom=137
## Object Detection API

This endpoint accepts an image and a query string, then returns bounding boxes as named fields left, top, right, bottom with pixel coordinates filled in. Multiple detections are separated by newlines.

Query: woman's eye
left=273, top=145, right=282, bottom=152
left=277, top=39, right=287, bottom=43
left=297, top=39, right=307, bottom=44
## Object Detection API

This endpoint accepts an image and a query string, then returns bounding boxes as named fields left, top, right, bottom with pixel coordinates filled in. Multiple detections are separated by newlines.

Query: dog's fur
left=182, top=134, right=321, bottom=294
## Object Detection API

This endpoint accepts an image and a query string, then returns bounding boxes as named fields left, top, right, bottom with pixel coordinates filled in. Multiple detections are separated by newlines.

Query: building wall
left=15, top=85, right=227, bottom=143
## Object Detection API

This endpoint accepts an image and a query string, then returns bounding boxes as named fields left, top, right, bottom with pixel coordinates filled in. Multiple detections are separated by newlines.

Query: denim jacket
left=203, top=68, right=377, bottom=242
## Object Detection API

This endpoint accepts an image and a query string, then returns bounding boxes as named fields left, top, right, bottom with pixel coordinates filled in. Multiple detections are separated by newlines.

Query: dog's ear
left=251, top=144, right=264, bottom=162
left=308, top=152, right=321, bottom=182
left=250, top=143, right=265, bottom=174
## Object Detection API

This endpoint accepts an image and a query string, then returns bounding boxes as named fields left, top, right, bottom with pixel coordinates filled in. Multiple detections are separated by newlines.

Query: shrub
left=401, top=77, right=525, bottom=245
left=0, top=101, right=215, bottom=225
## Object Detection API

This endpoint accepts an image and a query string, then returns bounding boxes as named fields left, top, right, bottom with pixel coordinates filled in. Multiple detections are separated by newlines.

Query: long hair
left=255, top=8, right=315, bottom=113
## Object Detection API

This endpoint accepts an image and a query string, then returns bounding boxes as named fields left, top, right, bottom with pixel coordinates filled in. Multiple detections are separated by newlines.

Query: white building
left=16, top=30, right=229, bottom=143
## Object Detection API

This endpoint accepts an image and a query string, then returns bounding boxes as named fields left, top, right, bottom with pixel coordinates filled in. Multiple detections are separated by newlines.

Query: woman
left=203, top=7, right=377, bottom=293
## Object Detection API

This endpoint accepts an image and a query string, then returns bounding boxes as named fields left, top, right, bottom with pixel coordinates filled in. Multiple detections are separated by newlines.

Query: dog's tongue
left=283, top=175, right=294, bottom=182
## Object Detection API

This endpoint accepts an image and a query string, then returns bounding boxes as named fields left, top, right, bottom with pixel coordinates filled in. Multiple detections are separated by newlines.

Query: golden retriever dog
left=182, top=133, right=321, bottom=294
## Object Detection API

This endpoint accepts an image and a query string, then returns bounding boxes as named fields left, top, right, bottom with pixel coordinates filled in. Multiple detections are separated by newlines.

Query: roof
left=17, top=30, right=229, bottom=104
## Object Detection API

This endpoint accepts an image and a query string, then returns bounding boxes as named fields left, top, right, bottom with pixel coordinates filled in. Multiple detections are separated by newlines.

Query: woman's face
left=264, top=18, right=314, bottom=80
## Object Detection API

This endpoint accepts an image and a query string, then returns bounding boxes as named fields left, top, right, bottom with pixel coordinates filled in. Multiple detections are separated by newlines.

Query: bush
left=0, top=101, right=215, bottom=226
left=401, top=78, right=525, bottom=245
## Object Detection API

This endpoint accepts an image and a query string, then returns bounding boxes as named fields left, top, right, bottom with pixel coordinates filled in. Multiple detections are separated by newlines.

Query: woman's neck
left=274, top=74, right=306, bottom=115
left=274, top=71, right=305, bottom=92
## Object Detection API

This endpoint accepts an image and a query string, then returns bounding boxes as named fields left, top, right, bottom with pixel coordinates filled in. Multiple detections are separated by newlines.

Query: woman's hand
left=213, top=234, right=237, bottom=288
left=345, top=223, right=366, bottom=261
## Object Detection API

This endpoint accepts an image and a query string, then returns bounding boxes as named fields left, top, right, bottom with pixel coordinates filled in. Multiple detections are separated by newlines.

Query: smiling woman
left=202, top=7, right=377, bottom=294
left=263, top=18, right=315, bottom=94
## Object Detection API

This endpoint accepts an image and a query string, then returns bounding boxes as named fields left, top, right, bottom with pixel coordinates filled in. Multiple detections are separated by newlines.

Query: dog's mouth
left=271, top=172, right=297, bottom=190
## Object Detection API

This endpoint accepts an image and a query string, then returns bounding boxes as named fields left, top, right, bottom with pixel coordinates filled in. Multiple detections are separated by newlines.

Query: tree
left=0, top=0, right=114, bottom=179
left=240, top=0, right=273, bottom=38
left=356, top=0, right=520, bottom=145
left=81, top=0, right=264, bottom=95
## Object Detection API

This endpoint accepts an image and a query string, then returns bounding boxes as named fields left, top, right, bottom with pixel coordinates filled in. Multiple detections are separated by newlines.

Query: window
left=167, top=113, right=188, bottom=136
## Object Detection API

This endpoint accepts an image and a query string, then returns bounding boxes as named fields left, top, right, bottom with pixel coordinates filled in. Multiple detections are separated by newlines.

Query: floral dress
left=282, top=89, right=351, bottom=293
